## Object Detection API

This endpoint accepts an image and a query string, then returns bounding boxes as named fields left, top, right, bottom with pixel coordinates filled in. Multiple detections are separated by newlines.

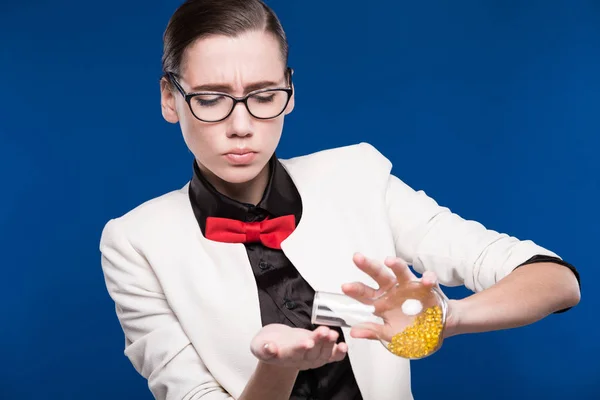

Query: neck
left=201, top=164, right=270, bottom=206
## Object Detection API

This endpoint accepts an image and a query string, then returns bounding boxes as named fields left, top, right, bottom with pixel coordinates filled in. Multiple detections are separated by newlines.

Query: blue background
left=1, top=0, right=598, bottom=398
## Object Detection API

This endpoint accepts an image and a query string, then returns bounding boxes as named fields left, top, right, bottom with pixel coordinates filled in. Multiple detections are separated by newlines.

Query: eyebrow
left=190, top=80, right=282, bottom=94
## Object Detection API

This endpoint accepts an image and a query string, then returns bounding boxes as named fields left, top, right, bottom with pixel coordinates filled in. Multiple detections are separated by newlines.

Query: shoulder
left=99, top=184, right=191, bottom=249
left=280, top=142, right=393, bottom=183
left=282, top=141, right=391, bottom=169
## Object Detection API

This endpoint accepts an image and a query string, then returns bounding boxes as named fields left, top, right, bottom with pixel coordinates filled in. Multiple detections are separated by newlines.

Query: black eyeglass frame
left=166, top=67, right=294, bottom=123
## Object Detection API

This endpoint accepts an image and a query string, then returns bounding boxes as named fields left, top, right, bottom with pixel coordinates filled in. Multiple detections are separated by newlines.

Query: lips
left=223, top=149, right=257, bottom=165
left=225, top=148, right=256, bottom=155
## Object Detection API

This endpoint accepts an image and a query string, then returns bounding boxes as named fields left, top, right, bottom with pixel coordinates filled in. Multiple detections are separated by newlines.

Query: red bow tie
left=204, top=215, right=295, bottom=249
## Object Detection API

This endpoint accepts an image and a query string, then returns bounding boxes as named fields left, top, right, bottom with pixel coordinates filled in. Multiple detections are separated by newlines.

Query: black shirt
left=189, top=156, right=363, bottom=400
left=188, top=155, right=581, bottom=399
left=515, top=254, right=580, bottom=313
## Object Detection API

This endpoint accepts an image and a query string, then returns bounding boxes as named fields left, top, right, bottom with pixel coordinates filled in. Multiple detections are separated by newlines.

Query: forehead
left=180, top=30, right=285, bottom=87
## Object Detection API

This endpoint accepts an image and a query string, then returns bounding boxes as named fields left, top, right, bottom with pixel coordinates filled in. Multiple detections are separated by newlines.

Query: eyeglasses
left=167, top=68, right=293, bottom=123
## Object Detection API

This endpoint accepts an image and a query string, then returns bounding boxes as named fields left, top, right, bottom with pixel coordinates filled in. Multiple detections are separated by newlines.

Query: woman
left=99, top=0, right=580, bottom=399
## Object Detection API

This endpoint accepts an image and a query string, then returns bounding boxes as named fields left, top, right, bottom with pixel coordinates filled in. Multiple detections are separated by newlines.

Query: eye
left=253, top=92, right=276, bottom=103
left=194, top=94, right=226, bottom=107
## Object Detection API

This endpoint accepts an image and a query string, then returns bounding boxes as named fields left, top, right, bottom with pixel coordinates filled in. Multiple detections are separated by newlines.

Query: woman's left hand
left=341, top=252, right=457, bottom=340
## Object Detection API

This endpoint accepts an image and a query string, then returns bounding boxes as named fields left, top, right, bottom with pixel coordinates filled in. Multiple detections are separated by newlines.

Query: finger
left=326, top=328, right=339, bottom=343
left=252, top=341, right=278, bottom=361
left=384, top=256, right=416, bottom=283
left=317, top=330, right=338, bottom=358
left=329, top=342, right=348, bottom=362
left=353, top=253, right=396, bottom=291
left=420, top=270, right=438, bottom=288
left=286, top=336, right=315, bottom=362
left=303, top=326, right=336, bottom=362
left=341, top=281, right=379, bottom=304
left=303, top=339, right=324, bottom=361
left=316, top=336, right=336, bottom=363
left=310, top=326, right=333, bottom=342
left=301, top=326, right=331, bottom=360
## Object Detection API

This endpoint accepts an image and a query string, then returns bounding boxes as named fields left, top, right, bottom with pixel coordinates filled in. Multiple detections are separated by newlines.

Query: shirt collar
left=188, top=154, right=303, bottom=233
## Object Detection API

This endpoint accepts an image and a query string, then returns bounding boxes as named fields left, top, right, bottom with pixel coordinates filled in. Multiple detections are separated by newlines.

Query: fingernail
left=264, top=343, right=273, bottom=355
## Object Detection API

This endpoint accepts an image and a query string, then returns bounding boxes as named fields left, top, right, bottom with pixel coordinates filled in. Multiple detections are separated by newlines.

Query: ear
left=160, top=77, right=179, bottom=124
left=284, top=82, right=295, bottom=115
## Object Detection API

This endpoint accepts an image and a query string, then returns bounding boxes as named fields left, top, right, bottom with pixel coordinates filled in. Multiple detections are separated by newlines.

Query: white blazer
left=100, top=142, right=559, bottom=400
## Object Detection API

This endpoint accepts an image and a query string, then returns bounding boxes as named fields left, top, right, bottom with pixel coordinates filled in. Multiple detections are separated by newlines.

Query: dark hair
left=162, top=0, right=289, bottom=77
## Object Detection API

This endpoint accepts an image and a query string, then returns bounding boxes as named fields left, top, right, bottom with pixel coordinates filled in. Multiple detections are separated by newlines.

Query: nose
left=226, top=102, right=253, bottom=138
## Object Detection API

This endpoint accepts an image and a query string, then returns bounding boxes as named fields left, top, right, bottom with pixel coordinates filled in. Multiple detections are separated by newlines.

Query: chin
left=218, top=164, right=265, bottom=185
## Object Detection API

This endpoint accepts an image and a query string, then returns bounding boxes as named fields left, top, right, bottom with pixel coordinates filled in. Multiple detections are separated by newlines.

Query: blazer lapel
left=279, top=162, right=414, bottom=400
left=161, top=191, right=263, bottom=396
left=279, top=164, right=371, bottom=294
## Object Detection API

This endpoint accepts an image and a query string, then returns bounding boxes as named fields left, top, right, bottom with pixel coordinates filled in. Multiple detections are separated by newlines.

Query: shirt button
left=285, top=300, right=297, bottom=310
left=258, top=261, right=269, bottom=270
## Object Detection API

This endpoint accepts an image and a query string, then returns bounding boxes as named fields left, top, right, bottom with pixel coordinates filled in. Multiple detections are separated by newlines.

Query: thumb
left=420, top=271, right=449, bottom=303
left=253, top=342, right=278, bottom=361
left=349, top=322, right=382, bottom=340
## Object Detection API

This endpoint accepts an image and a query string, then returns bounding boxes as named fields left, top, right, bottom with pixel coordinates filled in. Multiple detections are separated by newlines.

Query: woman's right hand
left=250, top=324, right=348, bottom=371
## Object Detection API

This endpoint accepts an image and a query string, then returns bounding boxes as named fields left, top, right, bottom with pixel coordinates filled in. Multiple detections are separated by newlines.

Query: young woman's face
left=161, top=30, right=294, bottom=186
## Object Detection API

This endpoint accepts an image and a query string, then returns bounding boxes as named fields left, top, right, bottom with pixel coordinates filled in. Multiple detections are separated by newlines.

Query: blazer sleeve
left=384, top=174, right=560, bottom=292
left=100, top=218, right=234, bottom=400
